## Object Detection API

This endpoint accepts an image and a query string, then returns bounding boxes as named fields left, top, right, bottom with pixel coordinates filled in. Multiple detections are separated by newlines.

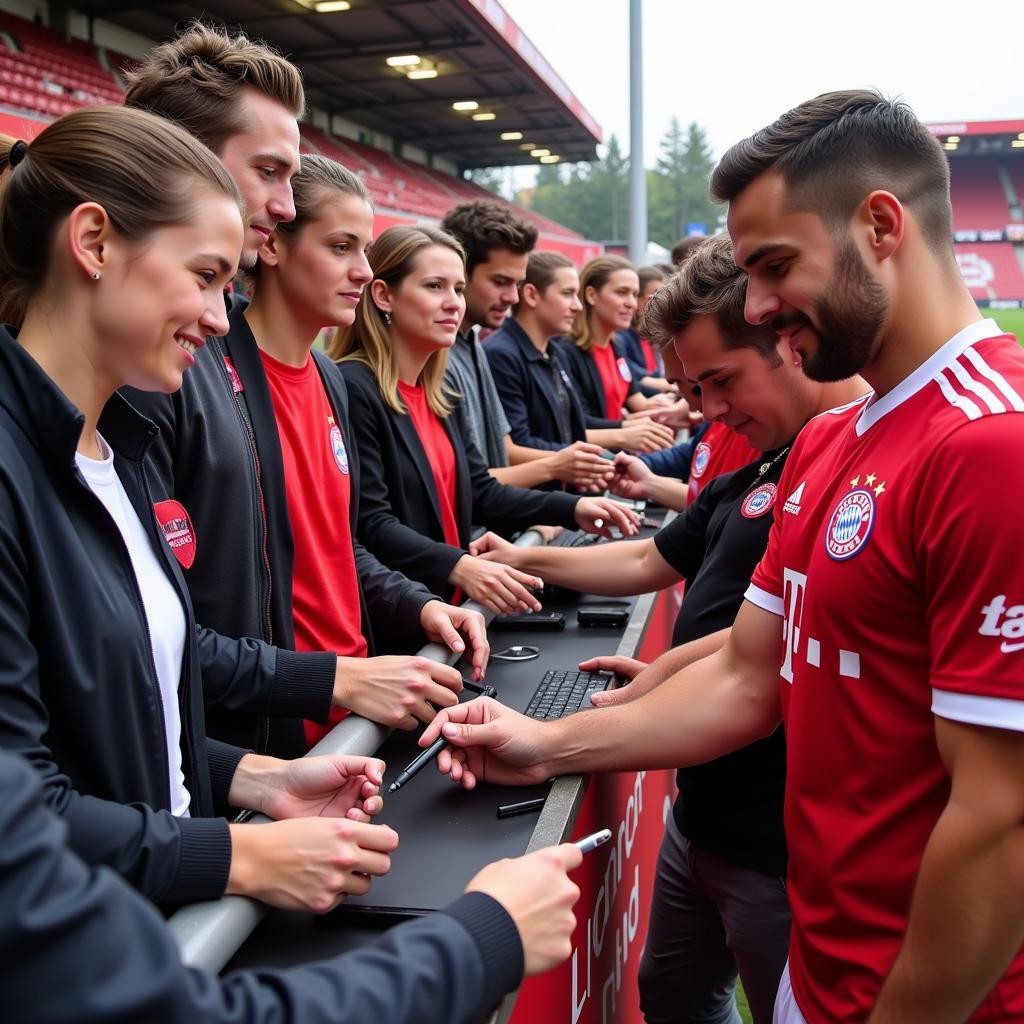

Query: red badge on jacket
left=153, top=499, right=197, bottom=569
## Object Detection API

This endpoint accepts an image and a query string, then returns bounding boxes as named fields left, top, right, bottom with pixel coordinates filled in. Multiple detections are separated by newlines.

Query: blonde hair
left=570, top=254, right=636, bottom=352
left=124, top=21, right=304, bottom=156
left=328, top=224, right=465, bottom=417
left=0, top=107, right=241, bottom=327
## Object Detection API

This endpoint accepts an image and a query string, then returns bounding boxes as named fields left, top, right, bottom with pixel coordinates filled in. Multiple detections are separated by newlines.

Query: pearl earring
left=383, top=310, right=392, bottom=325
left=91, top=271, right=101, bottom=281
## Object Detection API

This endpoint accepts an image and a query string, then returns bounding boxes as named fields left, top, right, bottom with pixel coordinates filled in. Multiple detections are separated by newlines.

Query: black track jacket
left=125, top=305, right=439, bottom=755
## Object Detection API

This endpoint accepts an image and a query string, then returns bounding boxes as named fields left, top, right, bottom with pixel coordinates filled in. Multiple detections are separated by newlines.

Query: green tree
left=468, top=167, right=509, bottom=198
left=648, top=119, right=720, bottom=247
left=531, top=134, right=630, bottom=241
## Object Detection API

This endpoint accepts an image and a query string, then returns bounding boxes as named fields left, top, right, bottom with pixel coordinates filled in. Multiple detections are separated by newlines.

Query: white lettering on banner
left=569, top=772, right=648, bottom=1024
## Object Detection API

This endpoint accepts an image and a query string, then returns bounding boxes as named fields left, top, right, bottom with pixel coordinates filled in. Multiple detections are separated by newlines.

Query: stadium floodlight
left=530, top=148, right=551, bottom=157
left=472, top=112, right=496, bottom=121
left=1012, top=140, right=1024, bottom=149
left=518, top=142, right=537, bottom=150
left=386, top=55, right=421, bottom=67
left=540, top=155, right=560, bottom=163
left=946, top=135, right=960, bottom=142
left=452, top=100, right=479, bottom=111
left=407, top=68, right=438, bottom=80
left=500, top=131, right=523, bottom=141
left=313, top=0, right=350, bottom=10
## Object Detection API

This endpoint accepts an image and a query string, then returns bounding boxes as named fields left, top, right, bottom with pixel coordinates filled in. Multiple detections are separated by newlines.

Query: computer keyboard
left=550, top=529, right=601, bottom=549
left=524, top=669, right=614, bottom=720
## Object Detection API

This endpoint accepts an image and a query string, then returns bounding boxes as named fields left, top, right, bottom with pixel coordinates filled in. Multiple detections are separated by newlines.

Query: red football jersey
left=747, top=321, right=1024, bottom=1022
left=260, top=351, right=368, bottom=748
left=687, top=421, right=760, bottom=502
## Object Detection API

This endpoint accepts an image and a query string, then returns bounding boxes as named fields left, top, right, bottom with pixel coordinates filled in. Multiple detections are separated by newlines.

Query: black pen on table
left=387, top=679, right=495, bottom=794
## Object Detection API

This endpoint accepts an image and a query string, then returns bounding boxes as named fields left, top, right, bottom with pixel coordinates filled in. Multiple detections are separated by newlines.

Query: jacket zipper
left=214, top=339, right=274, bottom=753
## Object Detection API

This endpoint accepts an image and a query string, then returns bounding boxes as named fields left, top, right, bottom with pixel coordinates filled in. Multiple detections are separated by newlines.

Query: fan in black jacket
left=329, top=225, right=640, bottom=612
left=125, top=156, right=488, bottom=754
left=0, top=111, right=395, bottom=914
left=0, top=745, right=591, bottom=1024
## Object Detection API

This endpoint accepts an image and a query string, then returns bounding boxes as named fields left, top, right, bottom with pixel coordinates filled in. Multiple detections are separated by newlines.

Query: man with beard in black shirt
left=449, top=235, right=868, bottom=1024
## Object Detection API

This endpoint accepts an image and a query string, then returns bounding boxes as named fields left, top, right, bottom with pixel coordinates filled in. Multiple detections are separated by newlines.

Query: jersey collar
left=855, top=318, right=1004, bottom=436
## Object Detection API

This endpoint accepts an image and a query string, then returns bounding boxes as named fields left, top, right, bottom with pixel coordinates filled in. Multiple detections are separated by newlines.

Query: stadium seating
left=0, top=8, right=594, bottom=258
left=955, top=242, right=1024, bottom=300
left=0, top=11, right=121, bottom=120
left=1003, top=159, right=1024, bottom=213
left=949, top=158, right=1011, bottom=232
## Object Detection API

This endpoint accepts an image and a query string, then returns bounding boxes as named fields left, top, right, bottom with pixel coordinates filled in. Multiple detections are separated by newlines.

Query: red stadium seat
left=955, top=242, right=1024, bottom=301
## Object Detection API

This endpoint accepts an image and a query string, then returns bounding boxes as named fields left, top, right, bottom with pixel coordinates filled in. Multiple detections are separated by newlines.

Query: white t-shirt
left=76, top=438, right=191, bottom=816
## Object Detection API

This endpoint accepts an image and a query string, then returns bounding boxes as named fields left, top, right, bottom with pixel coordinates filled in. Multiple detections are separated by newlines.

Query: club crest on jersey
left=825, top=488, right=875, bottom=561
left=741, top=482, right=777, bottom=519
left=330, top=425, right=349, bottom=475
left=692, top=442, right=711, bottom=479
left=153, top=499, right=197, bottom=570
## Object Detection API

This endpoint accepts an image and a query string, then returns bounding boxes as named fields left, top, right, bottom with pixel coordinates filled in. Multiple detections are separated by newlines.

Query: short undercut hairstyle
left=124, top=21, right=305, bottom=156
left=642, top=234, right=780, bottom=365
left=441, top=199, right=538, bottom=275
left=711, top=89, right=953, bottom=254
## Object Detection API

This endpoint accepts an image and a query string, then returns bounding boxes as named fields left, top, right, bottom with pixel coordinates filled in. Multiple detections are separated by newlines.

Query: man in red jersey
left=421, top=90, right=1024, bottom=1024
left=687, top=420, right=759, bottom=502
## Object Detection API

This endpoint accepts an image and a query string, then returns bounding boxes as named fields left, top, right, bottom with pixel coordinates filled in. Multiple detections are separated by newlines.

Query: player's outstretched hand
left=420, top=696, right=553, bottom=789
left=578, top=655, right=659, bottom=706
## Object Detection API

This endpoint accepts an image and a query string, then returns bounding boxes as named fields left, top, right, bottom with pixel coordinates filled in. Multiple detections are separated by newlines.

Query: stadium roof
left=926, top=119, right=1024, bottom=157
left=85, top=0, right=603, bottom=170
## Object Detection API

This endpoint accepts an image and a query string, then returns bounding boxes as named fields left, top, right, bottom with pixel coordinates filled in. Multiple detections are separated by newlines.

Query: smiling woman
left=0, top=110, right=404, bottom=916
left=328, top=225, right=640, bottom=612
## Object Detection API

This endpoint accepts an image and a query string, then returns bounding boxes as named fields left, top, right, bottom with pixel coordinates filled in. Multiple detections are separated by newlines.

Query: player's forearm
left=514, top=539, right=675, bottom=596
left=540, top=640, right=779, bottom=776
left=867, top=803, right=1024, bottom=1024
left=638, top=629, right=731, bottom=690
left=637, top=474, right=688, bottom=512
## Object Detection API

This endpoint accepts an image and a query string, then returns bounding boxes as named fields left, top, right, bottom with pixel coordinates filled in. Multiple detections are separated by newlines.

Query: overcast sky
left=500, top=0, right=1022, bottom=166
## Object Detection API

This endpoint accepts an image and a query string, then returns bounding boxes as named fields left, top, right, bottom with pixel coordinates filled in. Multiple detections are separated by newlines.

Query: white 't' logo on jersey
left=978, top=595, right=1024, bottom=652
left=781, top=568, right=808, bottom=683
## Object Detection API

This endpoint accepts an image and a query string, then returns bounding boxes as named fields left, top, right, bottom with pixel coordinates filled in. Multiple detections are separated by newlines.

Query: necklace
left=740, top=445, right=791, bottom=502
left=757, top=446, right=790, bottom=478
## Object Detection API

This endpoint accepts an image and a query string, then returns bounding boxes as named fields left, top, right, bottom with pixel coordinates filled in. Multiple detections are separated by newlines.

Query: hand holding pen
left=388, top=679, right=497, bottom=794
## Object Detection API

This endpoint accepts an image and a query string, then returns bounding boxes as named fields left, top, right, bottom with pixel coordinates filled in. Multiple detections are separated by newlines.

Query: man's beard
left=774, top=239, right=888, bottom=382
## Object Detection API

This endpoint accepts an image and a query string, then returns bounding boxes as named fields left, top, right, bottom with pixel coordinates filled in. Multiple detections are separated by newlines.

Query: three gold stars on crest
left=850, top=472, right=886, bottom=497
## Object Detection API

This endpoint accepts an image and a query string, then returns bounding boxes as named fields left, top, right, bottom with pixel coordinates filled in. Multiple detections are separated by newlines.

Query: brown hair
left=441, top=199, right=537, bottom=275
left=641, top=234, right=780, bottom=365
left=249, top=153, right=370, bottom=279
left=0, top=133, right=16, bottom=177
left=637, top=265, right=666, bottom=292
left=0, top=106, right=241, bottom=327
left=670, top=235, right=706, bottom=267
left=513, top=250, right=574, bottom=314
left=328, top=224, right=464, bottom=417
left=711, top=88, right=953, bottom=252
left=570, top=254, right=636, bottom=352
left=124, top=21, right=304, bottom=156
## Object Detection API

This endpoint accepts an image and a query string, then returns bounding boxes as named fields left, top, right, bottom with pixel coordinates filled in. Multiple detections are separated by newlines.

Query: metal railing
left=168, top=528, right=545, bottom=973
